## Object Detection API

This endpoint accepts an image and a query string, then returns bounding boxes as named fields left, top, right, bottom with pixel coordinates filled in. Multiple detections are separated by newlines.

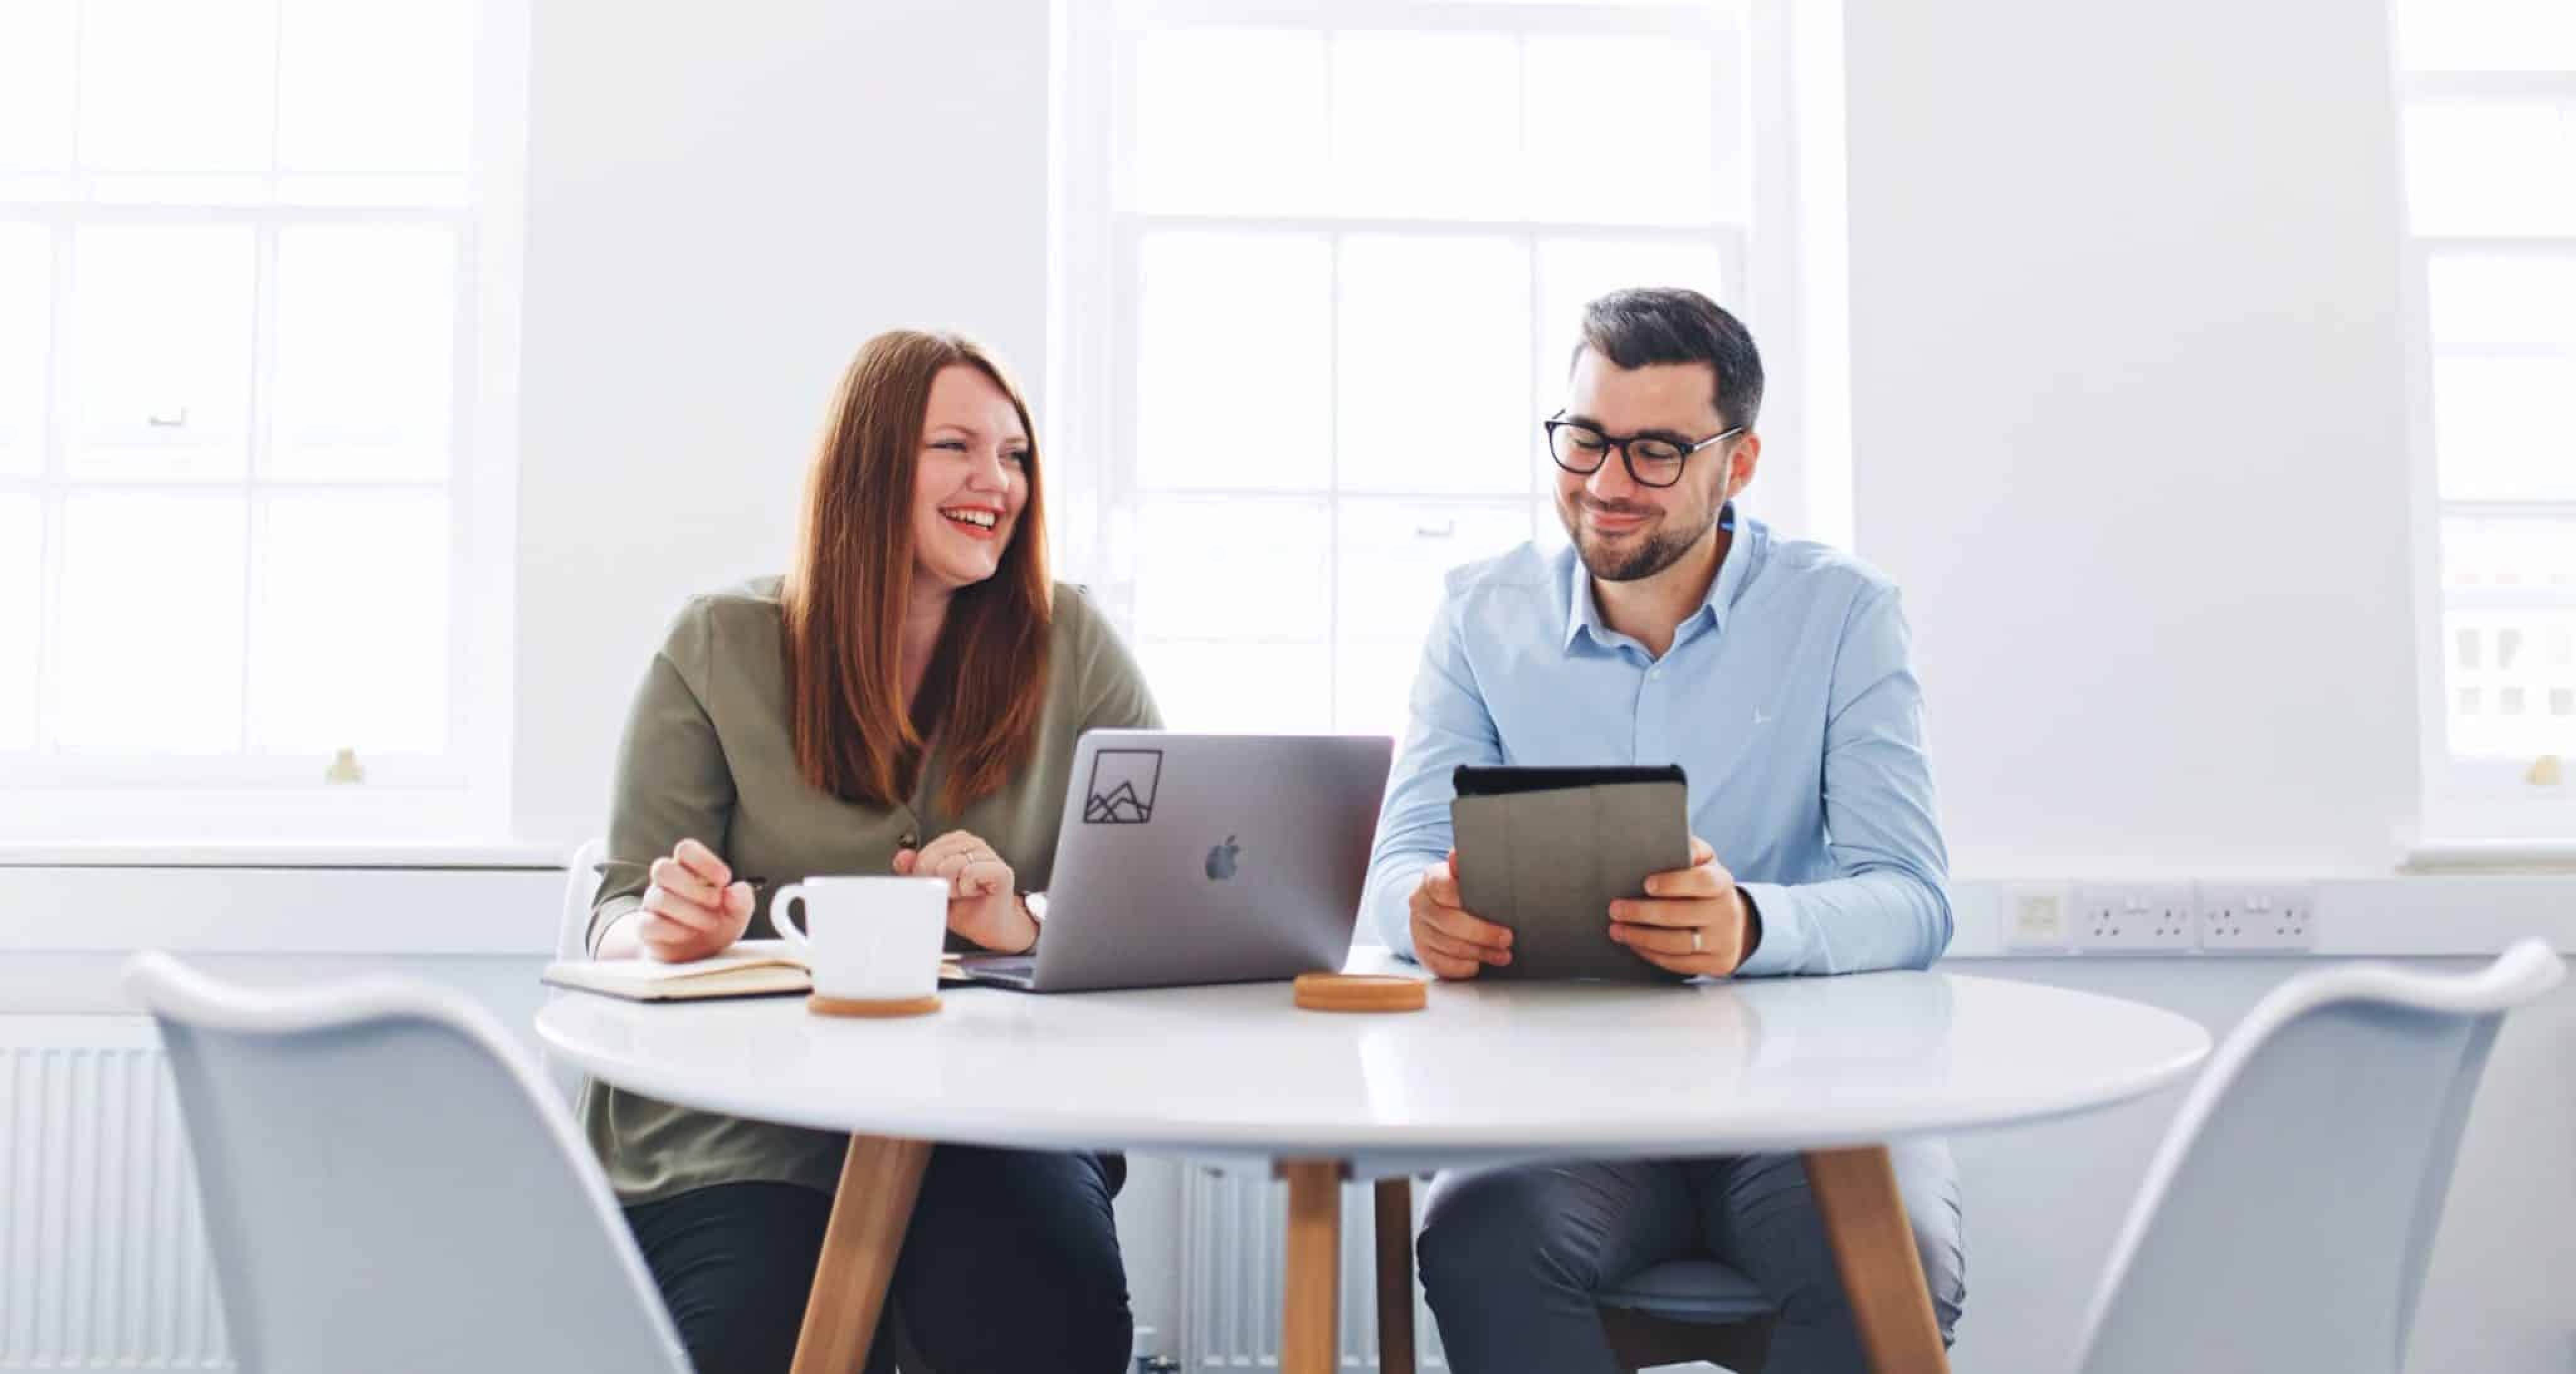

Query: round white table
left=540, top=964, right=2210, bottom=1374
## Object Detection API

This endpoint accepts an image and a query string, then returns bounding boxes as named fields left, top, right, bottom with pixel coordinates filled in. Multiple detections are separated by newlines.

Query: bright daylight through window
left=1065, top=0, right=1765, bottom=744
left=2394, top=0, right=2576, bottom=834
left=0, top=0, right=517, bottom=839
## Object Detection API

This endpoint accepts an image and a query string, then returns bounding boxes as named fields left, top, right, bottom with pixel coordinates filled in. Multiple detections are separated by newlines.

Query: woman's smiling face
left=909, top=363, right=1031, bottom=593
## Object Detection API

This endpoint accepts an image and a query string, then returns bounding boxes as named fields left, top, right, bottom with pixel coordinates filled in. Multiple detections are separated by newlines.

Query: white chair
left=124, top=949, right=691, bottom=1374
left=560, top=835, right=608, bottom=963
left=2072, top=937, right=2563, bottom=1373
left=546, top=836, right=608, bottom=1103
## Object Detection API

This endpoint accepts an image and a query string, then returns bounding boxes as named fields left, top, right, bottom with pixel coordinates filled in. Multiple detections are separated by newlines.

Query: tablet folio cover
left=1450, top=765, right=1691, bottom=983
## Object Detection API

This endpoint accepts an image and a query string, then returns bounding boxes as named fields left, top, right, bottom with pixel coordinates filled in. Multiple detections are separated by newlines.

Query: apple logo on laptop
left=1204, top=835, right=1240, bottom=881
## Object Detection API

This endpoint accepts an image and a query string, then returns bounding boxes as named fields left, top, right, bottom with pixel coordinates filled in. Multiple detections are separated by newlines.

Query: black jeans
left=625, top=1148, right=1131, bottom=1374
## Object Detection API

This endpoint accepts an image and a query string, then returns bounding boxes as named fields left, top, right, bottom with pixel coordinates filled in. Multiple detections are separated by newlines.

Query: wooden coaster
left=1292, top=972, right=1428, bottom=1013
left=808, top=992, right=941, bottom=1018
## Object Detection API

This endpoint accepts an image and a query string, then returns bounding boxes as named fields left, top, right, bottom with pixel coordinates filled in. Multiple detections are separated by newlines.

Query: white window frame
left=2396, top=67, right=2576, bottom=846
left=0, top=0, right=528, bottom=842
left=1047, top=0, right=1826, bottom=700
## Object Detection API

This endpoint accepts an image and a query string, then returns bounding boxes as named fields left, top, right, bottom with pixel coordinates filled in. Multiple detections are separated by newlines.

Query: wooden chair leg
left=1374, top=1178, right=1417, bottom=1374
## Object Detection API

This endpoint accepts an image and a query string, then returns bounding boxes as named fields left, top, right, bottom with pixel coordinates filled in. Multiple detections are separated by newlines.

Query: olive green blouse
left=580, top=576, right=1162, bottom=1204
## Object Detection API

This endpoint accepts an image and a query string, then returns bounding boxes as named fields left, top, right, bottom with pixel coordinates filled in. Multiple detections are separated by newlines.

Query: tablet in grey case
left=1450, top=765, right=1692, bottom=983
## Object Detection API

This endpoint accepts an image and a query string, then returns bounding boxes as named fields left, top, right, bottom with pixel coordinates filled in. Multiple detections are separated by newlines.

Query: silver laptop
left=954, top=730, right=1394, bottom=992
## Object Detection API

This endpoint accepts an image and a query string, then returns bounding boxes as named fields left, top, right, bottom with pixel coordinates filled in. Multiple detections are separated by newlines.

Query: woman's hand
left=632, top=838, right=755, bottom=963
left=895, top=829, right=1036, bottom=953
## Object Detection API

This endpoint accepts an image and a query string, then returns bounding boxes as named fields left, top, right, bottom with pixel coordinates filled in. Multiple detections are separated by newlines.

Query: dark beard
left=1564, top=504, right=1713, bottom=583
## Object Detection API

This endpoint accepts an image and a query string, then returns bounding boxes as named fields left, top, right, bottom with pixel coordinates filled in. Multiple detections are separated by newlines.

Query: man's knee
left=1418, top=1168, right=1609, bottom=1303
left=1905, top=1178, right=1967, bottom=1337
left=1757, top=1151, right=1965, bottom=1339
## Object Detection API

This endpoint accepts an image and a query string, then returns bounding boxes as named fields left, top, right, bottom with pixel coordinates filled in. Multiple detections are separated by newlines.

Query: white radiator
left=1180, top=1166, right=1450, bottom=1371
left=0, top=1017, right=231, bottom=1371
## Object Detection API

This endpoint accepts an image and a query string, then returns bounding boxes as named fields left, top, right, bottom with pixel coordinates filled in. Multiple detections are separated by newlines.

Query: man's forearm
left=1732, top=866, right=1951, bottom=976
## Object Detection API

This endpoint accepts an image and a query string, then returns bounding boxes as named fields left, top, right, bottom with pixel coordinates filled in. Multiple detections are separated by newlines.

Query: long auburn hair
left=780, top=330, right=1052, bottom=815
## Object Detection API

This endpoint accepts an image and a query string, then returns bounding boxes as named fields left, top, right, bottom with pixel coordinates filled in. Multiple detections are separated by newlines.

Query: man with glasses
left=1362, top=288, right=1965, bottom=1372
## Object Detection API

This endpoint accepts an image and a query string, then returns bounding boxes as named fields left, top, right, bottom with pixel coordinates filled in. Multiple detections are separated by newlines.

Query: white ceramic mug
left=767, top=875, right=950, bottom=1003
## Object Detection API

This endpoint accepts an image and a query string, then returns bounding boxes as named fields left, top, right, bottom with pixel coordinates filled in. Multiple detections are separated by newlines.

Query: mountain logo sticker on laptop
left=1082, top=749, right=1163, bottom=824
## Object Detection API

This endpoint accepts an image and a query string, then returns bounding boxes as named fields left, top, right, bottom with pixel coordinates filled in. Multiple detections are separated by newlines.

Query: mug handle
left=768, top=882, right=808, bottom=953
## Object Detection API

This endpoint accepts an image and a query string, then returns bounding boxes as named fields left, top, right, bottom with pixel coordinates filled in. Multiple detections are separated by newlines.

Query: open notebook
left=542, top=939, right=965, bottom=1002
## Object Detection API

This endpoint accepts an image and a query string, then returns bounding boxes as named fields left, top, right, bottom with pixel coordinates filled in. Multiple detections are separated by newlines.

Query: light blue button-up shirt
left=1363, top=512, right=1952, bottom=977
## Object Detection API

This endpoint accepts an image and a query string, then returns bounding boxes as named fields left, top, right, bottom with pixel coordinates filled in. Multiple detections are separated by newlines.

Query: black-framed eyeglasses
left=1543, top=413, right=1745, bottom=489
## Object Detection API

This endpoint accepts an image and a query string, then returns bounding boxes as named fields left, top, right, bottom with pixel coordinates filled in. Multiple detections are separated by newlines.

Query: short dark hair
left=1573, top=288, right=1764, bottom=432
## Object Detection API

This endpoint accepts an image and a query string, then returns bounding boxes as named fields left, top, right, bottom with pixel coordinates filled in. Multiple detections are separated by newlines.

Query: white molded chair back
left=2074, top=938, right=2563, bottom=1374
left=560, top=835, right=608, bottom=962
left=124, top=950, right=690, bottom=1374
left=547, top=836, right=608, bottom=1103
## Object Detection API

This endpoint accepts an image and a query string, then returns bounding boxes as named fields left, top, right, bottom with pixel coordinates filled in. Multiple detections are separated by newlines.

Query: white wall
left=1842, top=0, right=2426, bottom=880
left=512, top=0, right=1053, bottom=843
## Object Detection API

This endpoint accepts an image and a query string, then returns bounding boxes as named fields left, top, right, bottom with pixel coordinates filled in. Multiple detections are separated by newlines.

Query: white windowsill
left=2400, top=839, right=2576, bottom=874
left=0, top=841, right=565, bottom=869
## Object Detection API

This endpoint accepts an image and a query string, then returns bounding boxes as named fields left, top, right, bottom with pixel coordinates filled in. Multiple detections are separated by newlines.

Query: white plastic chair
left=2072, top=937, right=2563, bottom=1373
left=124, top=949, right=692, bottom=1374
left=546, top=836, right=608, bottom=1103
left=560, top=835, right=608, bottom=963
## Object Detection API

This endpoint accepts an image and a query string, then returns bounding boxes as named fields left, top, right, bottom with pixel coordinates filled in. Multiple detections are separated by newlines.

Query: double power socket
left=2002, top=881, right=2319, bottom=954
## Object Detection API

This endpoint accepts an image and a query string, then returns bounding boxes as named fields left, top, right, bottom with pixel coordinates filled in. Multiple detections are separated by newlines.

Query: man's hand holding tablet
left=1408, top=837, right=1758, bottom=981
left=1607, top=834, right=1758, bottom=977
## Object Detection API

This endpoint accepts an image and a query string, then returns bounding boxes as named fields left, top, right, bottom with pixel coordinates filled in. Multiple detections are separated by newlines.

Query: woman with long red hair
left=582, top=330, right=1157, bottom=1373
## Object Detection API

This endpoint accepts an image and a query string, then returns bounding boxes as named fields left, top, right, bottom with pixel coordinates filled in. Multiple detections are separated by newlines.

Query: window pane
left=2428, top=251, right=2576, bottom=345
left=0, top=0, right=77, bottom=184
left=276, top=0, right=472, bottom=182
left=0, top=225, right=48, bottom=477
left=55, top=493, right=245, bottom=752
left=69, top=226, right=256, bottom=481
left=1335, top=638, right=1419, bottom=744
left=1137, top=232, right=1331, bottom=492
left=249, top=493, right=448, bottom=753
left=1335, top=498, right=1533, bottom=644
left=1524, top=36, right=1721, bottom=224
left=1338, top=235, right=1532, bottom=495
left=1534, top=491, right=1572, bottom=552
left=1536, top=237, right=1731, bottom=359
left=1137, top=642, right=1331, bottom=733
left=2403, top=101, right=2576, bottom=237
left=1132, top=498, right=1329, bottom=641
left=0, top=496, right=36, bottom=749
left=1334, top=499, right=1535, bottom=744
left=78, top=0, right=277, bottom=181
left=2443, top=516, right=2576, bottom=591
left=2431, top=357, right=2576, bottom=500
left=2394, top=0, right=2576, bottom=71
left=1136, top=30, right=1327, bottom=215
left=270, top=226, right=457, bottom=481
left=2445, top=605, right=2576, bottom=759
left=1331, top=33, right=1521, bottom=220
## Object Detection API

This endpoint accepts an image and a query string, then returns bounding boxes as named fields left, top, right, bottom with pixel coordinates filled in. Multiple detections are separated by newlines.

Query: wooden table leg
left=1373, top=1178, right=1417, bottom=1374
left=1802, top=1146, right=1950, bottom=1374
left=789, top=1134, right=933, bottom=1374
left=1279, top=1160, right=1344, bottom=1374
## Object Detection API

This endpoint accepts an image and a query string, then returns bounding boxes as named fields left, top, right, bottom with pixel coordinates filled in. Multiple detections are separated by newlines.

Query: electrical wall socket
left=2000, top=884, right=2072, bottom=951
left=2072, top=883, right=2199, bottom=953
left=2196, top=881, right=2319, bottom=952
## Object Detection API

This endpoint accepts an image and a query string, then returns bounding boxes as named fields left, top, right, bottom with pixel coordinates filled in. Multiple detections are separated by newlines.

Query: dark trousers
left=1418, top=1142, right=1965, bottom=1374
left=625, top=1148, right=1132, bottom=1374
